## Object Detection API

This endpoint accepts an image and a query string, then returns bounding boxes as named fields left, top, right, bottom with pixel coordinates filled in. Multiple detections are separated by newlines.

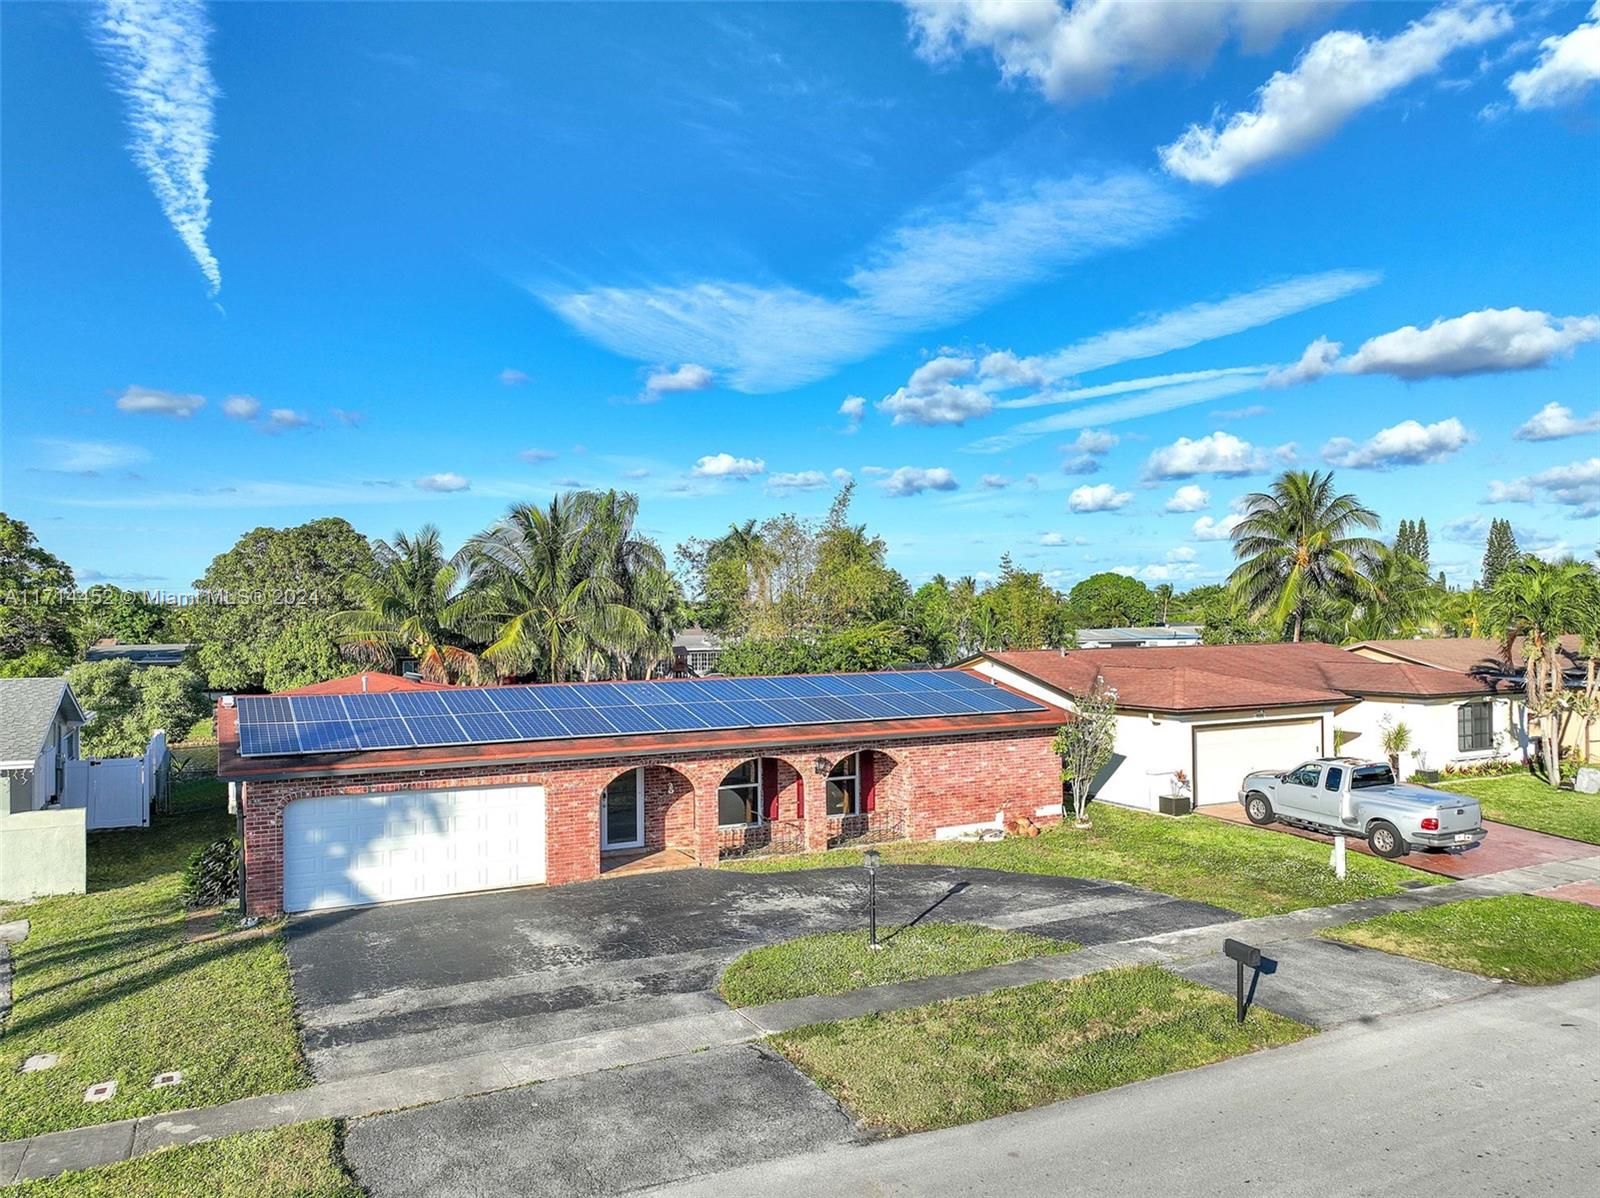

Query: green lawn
left=718, top=922, right=1075, bottom=1007
left=0, top=780, right=309, bottom=1141
left=772, top=965, right=1311, bottom=1134
left=9, top=1121, right=359, bottom=1198
left=1433, top=775, right=1600, bottom=845
left=1322, top=894, right=1600, bottom=984
left=725, top=804, right=1439, bottom=917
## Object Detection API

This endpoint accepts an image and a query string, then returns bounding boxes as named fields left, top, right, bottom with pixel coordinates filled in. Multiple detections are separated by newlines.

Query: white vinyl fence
left=60, top=730, right=168, bottom=830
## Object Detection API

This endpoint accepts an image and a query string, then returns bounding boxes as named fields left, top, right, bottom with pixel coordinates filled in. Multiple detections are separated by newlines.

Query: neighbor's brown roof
left=215, top=670, right=1068, bottom=782
left=978, top=642, right=1509, bottom=714
left=1348, top=635, right=1587, bottom=676
left=274, top=672, right=451, bottom=696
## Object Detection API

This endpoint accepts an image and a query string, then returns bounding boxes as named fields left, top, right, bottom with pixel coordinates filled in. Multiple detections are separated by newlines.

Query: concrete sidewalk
left=4, top=851, right=1598, bottom=1186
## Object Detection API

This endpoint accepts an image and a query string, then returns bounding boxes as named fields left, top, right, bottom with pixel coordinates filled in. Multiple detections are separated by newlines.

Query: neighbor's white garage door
left=283, top=785, right=545, bottom=913
left=1193, top=720, right=1323, bottom=806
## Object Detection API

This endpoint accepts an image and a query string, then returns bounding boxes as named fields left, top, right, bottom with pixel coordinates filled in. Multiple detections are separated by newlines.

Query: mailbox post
left=1223, top=938, right=1261, bottom=1024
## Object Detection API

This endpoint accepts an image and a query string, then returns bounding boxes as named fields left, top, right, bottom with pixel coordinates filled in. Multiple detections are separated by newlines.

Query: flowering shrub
left=1440, top=759, right=1529, bottom=780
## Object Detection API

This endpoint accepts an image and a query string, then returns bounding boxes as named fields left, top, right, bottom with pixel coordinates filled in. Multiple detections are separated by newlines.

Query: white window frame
left=600, top=768, right=645, bottom=851
left=826, top=753, right=861, bottom=819
left=718, top=760, right=764, bottom=828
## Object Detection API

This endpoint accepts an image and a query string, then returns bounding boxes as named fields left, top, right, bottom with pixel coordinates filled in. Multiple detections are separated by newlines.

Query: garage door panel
left=283, top=784, right=546, bottom=912
left=1194, top=720, right=1322, bottom=806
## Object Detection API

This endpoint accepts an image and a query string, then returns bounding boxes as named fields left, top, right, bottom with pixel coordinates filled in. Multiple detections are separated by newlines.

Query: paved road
left=286, top=865, right=1230, bottom=1079
left=651, top=976, right=1600, bottom=1198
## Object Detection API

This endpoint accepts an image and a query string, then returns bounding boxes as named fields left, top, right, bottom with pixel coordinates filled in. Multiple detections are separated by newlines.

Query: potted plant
left=1412, top=749, right=1439, bottom=783
left=1158, top=769, right=1193, bottom=816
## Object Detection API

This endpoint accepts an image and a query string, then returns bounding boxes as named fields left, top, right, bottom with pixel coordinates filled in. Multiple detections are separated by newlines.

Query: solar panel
left=232, top=670, right=1046, bottom=757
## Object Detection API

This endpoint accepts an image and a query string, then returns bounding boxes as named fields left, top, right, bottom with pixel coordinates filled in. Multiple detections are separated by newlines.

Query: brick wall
left=240, top=727, right=1060, bottom=916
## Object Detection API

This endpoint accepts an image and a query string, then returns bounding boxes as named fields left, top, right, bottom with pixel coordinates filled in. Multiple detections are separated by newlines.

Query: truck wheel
left=1245, top=793, right=1275, bottom=826
left=1367, top=821, right=1408, bottom=859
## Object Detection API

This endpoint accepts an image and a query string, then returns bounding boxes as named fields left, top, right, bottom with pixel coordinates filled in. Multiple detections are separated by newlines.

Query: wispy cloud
left=642, top=362, right=714, bottom=398
left=92, top=0, right=222, bottom=296
left=115, top=384, right=205, bottom=417
left=416, top=472, right=471, bottom=493
left=1487, top=458, right=1600, bottom=518
left=499, top=368, right=532, bottom=386
left=221, top=395, right=259, bottom=420
left=35, top=438, right=151, bottom=475
left=539, top=171, right=1188, bottom=393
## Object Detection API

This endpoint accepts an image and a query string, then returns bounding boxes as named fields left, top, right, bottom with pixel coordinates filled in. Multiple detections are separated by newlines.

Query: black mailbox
left=1224, top=938, right=1261, bottom=969
left=1223, top=938, right=1262, bottom=1023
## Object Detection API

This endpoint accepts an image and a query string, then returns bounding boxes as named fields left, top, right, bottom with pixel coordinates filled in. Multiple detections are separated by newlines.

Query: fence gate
left=61, top=758, right=150, bottom=830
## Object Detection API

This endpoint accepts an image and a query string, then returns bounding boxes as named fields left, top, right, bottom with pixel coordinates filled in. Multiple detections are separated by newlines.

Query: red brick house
left=217, top=670, right=1067, bottom=915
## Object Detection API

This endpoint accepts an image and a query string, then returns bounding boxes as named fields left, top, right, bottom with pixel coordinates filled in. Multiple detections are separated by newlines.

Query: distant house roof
left=274, top=672, right=451, bottom=696
left=1075, top=625, right=1202, bottom=648
left=673, top=627, right=724, bottom=653
left=0, top=677, right=87, bottom=768
left=84, top=642, right=193, bottom=667
left=969, top=641, right=1508, bottom=714
left=1348, top=635, right=1587, bottom=677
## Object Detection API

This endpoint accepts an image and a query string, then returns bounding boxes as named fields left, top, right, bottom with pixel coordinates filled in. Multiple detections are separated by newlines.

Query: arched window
left=718, top=760, right=762, bottom=826
left=826, top=754, right=860, bottom=817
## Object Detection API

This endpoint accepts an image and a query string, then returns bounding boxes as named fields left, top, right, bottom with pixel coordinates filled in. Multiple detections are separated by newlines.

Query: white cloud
left=643, top=363, right=714, bottom=397
left=1513, top=401, right=1600, bottom=442
left=692, top=452, right=766, bottom=479
left=1070, top=428, right=1119, bottom=455
left=839, top=394, right=866, bottom=432
left=519, top=448, right=557, bottom=463
left=1212, top=403, right=1270, bottom=420
left=767, top=470, right=831, bottom=494
left=1488, top=458, right=1600, bottom=517
left=1164, top=484, right=1211, bottom=512
left=1444, top=513, right=1488, bottom=541
left=1281, top=307, right=1600, bottom=384
left=221, top=394, right=260, bottom=420
left=92, top=0, right=222, bottom=295
left=879, top=356, right=993, bottom=426
left=1193, top=513, right=1246, bottom=541
left=262, top=408, right=311, bottom=432
left=621, top=468, right=650, bottom=480
left=332, top=408, right=364, bottom=427
left=1141, top=431, right=1276, bottom=480
left=981, top=473, right=1013, bottom=489
left=1039, top=532, right=1066, bottom=546
left=541, top=171, right=1186, bottom=393
left=115, top=384, right=204, bottom=417
left=1507, top=2, right=1600, bottom=109
left=881, top=466, right=960, bottom=497
left=1161, top=4, right=1512, bottom=186
left=1068, top=483, right=1132, bottom=513
left=499, top=368, right=532, bottom=386
left=905, top=0, right=1335, bottom=102
left=415, top=472, right=470, bottom=493
left=831, top=467, right=854, bottom=485
left=35, top=438, right=150, bottom=474
left=1060, top=454, right=1102, bottom=476
left=1321, top=417, right=1473, bottom=470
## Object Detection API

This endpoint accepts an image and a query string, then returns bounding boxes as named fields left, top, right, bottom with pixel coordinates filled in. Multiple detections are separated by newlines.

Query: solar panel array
left=234, top=670, right=1045, bottom=757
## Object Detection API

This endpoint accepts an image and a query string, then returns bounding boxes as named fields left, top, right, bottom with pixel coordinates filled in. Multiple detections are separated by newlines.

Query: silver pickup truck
left=1240, top=757, right=1486, bottom=859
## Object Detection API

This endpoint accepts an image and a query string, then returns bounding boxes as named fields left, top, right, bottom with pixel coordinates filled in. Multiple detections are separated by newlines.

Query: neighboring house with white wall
left=0, top=677, right=86, bottom=815
left=962, top=643, right=1522, bottom=812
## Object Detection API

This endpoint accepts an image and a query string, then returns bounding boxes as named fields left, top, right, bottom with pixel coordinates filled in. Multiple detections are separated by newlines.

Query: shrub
left=1440, top=759, right=1529, bottom=780
left=182, top=836, right=241, bottom=908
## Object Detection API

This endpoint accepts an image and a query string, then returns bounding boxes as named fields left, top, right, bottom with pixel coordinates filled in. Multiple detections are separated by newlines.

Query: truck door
left=1275, top=762, right=1321, bottom=819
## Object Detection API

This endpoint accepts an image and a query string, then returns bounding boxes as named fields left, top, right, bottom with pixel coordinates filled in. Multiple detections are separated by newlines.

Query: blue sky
left=3, top=0, right=1597, bottom=595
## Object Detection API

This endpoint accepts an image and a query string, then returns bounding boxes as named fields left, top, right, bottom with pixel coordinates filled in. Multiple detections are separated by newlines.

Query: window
left=1323, top=766, right=1344, bottom=792
left=718, top=760, right=763, bottom=826
left=1351, top=764, right=1395, bottom=789
left=1458, top=701, right=1493, bottom=753
left=1286, top=764, right=1321, bottom=787
left=826, top=754, right=860, bottom=817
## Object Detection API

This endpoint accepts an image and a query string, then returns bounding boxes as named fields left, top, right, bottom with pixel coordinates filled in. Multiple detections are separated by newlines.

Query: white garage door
left=283, top=785, right=545, bottom=913
left=1193, top=720, right=1323, bottom=806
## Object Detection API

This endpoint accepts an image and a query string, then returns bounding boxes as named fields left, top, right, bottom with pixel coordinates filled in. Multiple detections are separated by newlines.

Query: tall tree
left=0, top=514, right=78, bottom=661
left=1414, top=518, right=1430, bottom=571
left=1485, top=557, right=1591, bottom=787
left=1067, top=571, right=1154, bottom=629
left=1482, top=518, right=1520, bottom=587
left=337, top=525, right=481, bottom=684
left=1228, top=470, right=1382, bottom=642
left=1395, top=519, right=1415, bottom=559
left=187, top=518, right=375, bottom=691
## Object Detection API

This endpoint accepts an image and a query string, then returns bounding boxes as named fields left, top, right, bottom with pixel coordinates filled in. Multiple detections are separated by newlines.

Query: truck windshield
left=1351, top=765, right=1395, bottom=789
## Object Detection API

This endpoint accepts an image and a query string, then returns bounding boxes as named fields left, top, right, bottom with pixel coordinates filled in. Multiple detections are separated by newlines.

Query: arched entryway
left=827, top=749, right=906, bottom=847
left=599, top=764, right=698, bottom=874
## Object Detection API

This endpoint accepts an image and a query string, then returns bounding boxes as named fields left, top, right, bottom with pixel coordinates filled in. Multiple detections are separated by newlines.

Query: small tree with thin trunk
left=1052, top=678, right=1118, bottom=829
left=1380, top=718, right=1413, bottom=779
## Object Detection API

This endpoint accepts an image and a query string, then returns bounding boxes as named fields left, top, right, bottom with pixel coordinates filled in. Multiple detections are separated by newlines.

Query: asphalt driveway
left=285, top=865, right=1232, bottom=1081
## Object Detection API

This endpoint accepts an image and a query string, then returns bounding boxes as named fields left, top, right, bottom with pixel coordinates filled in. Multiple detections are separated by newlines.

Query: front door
left=601, top=769, right=644, bottom=851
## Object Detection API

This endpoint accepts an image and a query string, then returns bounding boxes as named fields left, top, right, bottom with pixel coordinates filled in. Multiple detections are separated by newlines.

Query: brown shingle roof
left=981, top=641, right=1507, bottom=713
left=1348, top=635, right=1586, bottom=676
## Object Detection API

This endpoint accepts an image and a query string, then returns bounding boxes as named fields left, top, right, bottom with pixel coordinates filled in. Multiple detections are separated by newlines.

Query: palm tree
left=1228, top=470, right=1383, bottom=642
left=1440, top=586, right=1487, bottom=638
left=1484, top=556, right=1593, bottom=787
left=337, top=526, right=481, bottom=683
left=714, top=519, right=776, bottom=610
left=1153, top=583, right=1174, bottom=625
left=1353, top=545, right=1438, bottom=640
left=461, top=495, right=650, bottom=682
left=580, top=489, right=681, bottom=678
